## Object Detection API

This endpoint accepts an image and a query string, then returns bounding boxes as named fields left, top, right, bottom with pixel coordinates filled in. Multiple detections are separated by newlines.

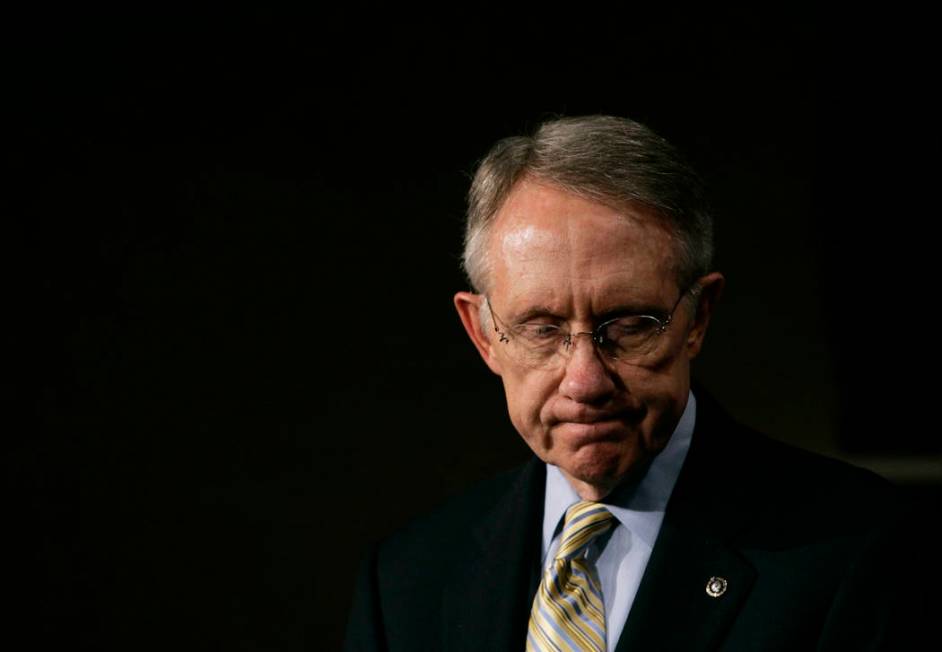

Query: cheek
left=504, top=371, right=557, bottom=430
left=634, top=363, right=691, bottom=434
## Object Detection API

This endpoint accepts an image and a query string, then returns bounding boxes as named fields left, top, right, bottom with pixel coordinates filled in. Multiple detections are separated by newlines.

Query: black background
left=12, top=12, right=940, bottom=651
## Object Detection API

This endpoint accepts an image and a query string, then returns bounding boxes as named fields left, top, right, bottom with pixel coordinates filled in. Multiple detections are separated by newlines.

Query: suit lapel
left=612, top=517, right=756, bottom=651
left=442, top=459, right=545, bottom=652
left=615, top=389, right=759, bottom=652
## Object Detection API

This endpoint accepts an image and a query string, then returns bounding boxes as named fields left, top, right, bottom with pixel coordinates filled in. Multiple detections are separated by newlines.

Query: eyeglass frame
left=482, top=281, right=700, bottom=366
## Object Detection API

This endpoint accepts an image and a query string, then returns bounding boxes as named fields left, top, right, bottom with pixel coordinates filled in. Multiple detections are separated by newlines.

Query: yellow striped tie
left=527, top=501, right=615, bottom=652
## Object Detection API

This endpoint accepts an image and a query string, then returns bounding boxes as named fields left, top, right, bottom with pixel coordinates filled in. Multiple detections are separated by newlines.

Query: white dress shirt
left=540, top=390, right=696, bottom=651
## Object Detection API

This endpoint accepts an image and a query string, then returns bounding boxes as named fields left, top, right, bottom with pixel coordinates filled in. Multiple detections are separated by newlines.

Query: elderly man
left=344, top=116, right=920, bottom=651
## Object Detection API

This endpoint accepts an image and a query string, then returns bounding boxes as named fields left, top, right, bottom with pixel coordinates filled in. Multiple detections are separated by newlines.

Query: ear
left=454, top=291, right=504, bottom=376
left=685, top=271, right=725, bottom=359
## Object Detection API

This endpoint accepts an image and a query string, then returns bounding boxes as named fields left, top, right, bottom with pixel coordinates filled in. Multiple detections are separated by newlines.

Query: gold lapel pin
left=705, top=576, right=728, bottom=598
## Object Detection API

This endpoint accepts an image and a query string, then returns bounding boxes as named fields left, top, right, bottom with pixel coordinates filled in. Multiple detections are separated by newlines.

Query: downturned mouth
left=556, top=409, right=632, bottom=425
left=552, top=404, right=645, bottom=426
left=566, top=415, right=622, bottom=424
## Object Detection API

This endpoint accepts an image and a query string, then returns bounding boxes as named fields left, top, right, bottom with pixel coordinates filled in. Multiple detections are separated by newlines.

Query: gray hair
left=461, top=115, right=714, bottom=294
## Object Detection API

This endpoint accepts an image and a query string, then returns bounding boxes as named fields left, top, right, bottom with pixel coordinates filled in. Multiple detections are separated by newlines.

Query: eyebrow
left=597, top=302, right=670, bottom=321
left=509, top=305, right=562, bottom=323
left=508, top=301, right=668, bottom=324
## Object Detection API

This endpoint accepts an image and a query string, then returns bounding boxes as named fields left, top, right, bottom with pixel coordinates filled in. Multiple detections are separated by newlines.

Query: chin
left=560, top=444, right=639, bottom=489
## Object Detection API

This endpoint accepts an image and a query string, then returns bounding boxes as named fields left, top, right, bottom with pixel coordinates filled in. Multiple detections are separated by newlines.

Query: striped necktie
left=527, top=500, right=616, bottom=652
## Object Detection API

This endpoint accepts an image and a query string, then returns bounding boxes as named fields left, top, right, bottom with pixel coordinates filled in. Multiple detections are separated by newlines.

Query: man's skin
left=454, top=177, right=724, bottom=500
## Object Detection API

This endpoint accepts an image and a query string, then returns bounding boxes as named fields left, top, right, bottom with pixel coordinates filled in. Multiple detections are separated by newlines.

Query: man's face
left=455, top=179, right=722, bottom=500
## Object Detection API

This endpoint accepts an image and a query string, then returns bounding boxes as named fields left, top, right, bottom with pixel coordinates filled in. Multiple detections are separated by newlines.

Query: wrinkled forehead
left=486, top=184, right=681, bottom=314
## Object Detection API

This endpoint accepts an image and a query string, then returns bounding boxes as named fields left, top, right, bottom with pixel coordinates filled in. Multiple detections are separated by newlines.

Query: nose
left=558, top=334, right=617, bottom=404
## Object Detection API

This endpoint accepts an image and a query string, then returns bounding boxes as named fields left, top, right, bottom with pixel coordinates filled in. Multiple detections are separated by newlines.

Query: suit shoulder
left=707, top=415, right=904, bottom=544
left=377, top=461, right=536, bottom=563
left=731, top=420, right=891, bottom=501
left=695, top=390, right=890, bottom=496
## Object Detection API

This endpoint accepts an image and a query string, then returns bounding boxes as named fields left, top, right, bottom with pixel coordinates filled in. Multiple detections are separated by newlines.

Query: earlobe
left=453, top=292, right=504, bottom=376
left=685, top=272, right=725, bottom=358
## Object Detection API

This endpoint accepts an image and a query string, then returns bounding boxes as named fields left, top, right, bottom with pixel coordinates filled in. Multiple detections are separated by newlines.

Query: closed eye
left=608, top=317, right=657, bottom=335
left=599, top=316, right=663, bottom=345
left=516, top=323, right=563, bottom=340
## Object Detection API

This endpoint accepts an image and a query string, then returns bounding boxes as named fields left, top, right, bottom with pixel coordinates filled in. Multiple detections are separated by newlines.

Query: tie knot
left=556, top=500, right=616, bottom=561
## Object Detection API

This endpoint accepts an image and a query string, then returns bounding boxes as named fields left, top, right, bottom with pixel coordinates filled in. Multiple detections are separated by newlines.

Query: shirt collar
left=542, top=389, right=696, bottom=552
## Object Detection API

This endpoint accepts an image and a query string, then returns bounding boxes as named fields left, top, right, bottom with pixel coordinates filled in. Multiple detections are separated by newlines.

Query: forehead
left=487, top=180, right=678, bottom=313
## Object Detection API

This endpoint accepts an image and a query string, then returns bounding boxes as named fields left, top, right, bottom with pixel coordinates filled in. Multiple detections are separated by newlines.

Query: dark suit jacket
left=344, top=391, right=933, bottom=651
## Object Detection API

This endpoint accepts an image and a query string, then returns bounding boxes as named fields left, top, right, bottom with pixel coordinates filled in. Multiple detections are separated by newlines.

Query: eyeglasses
left=484, top=285, right=696, bottom=369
